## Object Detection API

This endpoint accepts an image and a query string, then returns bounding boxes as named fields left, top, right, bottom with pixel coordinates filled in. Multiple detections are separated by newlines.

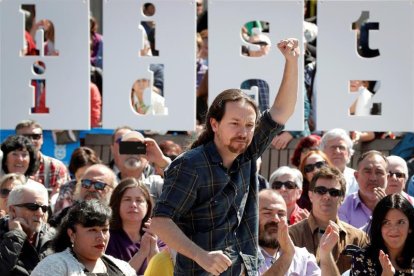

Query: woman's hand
left=379, top=250, right=395, bottom=276
left=143, top=220, right=159, bottom=259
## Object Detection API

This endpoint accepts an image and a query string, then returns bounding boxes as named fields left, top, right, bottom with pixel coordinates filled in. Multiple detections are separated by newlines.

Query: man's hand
left=292, top=208, right=310, bottom=223
left=144, top=138, right=171, bottom=169
left=277, top=219, right=295, bottom=256
left=8, top=217, right=29, bottom=235
left=319, top=221, right=339, bottom=260
left=379, top=250, right=395, bottom=276
left=277, top=38, right=300, bottom=60
left=374, top=187, right=387, bottom=201
left=271, top=132, right=293, bottom=150
left=194, top=250, right=232, bottom=276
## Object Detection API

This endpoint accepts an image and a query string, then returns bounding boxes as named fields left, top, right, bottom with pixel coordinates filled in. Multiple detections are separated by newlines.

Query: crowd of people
left=2, top=1, right=414, bottom=276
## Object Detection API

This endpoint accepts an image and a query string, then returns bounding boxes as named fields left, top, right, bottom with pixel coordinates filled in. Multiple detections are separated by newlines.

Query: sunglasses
left=272, top=181, right=297, bottom=190
left=388, top=171, right=405, bottom=179
left=81, top=179, right=109, bottom=191
left=252, top=41, right=269, bottom=47
left=21, top=133, right=42, bottom=140
left=0, top=188, right=11, bottom=198
left=14, top=202, right=48, bottom=212
left=304, top=161, right=326, bottom=173
left=313, top=186, right=343, bottom=197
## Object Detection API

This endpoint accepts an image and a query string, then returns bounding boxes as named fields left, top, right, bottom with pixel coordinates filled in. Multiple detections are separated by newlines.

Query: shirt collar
left=308, top=213, right=346, bottom=234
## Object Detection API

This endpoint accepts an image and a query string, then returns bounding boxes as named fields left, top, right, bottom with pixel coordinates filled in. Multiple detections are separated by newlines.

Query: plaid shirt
left=153, top=111, right=283, bottom=276
left=30, top=154, right=70, bottom=190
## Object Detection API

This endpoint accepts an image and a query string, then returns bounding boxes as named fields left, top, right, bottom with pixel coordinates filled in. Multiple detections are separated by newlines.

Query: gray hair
left=269, top=166, right=303, bottom=189
left=387, top=155, right=409, bottom=179
left=7, top=182, right=48, bottom=208
left=0, top=173, right=26, bottom=189
left=320, top=128, right=355, bottom=158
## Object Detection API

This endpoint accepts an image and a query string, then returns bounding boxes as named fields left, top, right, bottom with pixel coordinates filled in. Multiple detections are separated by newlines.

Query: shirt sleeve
left=152, top=157, right=199, bottom=220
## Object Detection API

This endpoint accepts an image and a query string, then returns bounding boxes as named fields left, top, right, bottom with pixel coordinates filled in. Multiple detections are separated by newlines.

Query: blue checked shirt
left=153, top=110, right=284, bottom=276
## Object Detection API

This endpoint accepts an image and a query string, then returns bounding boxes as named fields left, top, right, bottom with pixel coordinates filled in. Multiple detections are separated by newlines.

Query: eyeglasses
left=0, top=189, right=11, bottom=198
left=81, top=179, right=109, bottom=191
left=304, top=161, right=326, bottom=173
left=272, top=181, right=297, bottom=190
left=21, top=134, right=42, bottom=140
left=14, top=202, right=48, bottom=212
left=252, top=41, right=268, bottom=47
left=313, top=186, right=343, bottom=197
left=388, top=171, right=405, bottom=179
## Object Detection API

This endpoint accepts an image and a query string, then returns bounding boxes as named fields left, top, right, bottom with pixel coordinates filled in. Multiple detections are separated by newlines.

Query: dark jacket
left=0, top=217, right=55, bottom=276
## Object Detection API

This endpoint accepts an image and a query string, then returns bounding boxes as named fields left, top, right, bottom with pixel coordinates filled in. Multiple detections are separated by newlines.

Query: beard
left=227, top=136, right=249, bottom=154
left=124, top=157, right=142, bottom=170
left=259, top=222, right=280, bottom=249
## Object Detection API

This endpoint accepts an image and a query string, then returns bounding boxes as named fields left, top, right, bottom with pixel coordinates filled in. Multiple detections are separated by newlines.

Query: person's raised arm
left=270, top=38, right=299, bottom=125
left=151, top=217, right=232, bottom=276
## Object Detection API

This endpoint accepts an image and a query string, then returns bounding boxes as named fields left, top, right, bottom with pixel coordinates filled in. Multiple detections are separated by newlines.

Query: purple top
left=338, top=192, right=372, bottom=229
left=106, top=228, right=165, bottom=275
left=259, top=246, right=320, bottom=275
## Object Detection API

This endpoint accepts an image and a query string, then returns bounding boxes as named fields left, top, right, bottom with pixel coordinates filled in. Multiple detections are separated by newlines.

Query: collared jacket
left=0, top=217, right=55, bottom=276
left=288, top=213, right=368, bottom=274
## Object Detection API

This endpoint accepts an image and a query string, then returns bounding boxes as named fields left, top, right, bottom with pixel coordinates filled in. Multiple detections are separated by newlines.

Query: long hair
left=367, top=194, right=414, bottom=270
left=1, top=135, right=39, bottom=176
left=52, top=200, right=112, bottom=252
left=109, top=178, right=153, bottom=236
left=190, top=89, right=260, bottom=149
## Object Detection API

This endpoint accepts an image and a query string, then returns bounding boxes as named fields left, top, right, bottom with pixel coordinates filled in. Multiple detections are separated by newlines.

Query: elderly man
left=15, top=120, right=70, bottom=196
left=0, top=183, right=54, bottom=275
left=385, top=155, right=414, bottom=203
left=289, top=166, right=368, bottom=274
left=258, top=189, right=339, bottom=275
left=268, top=166, right=309, bottom=225
left=320, top=128, right=358, bottom=196
left=152, top=39, right=299, bottom=276
left=115, top=130, right=170, bottom=200
left=49, top=164, right=117, bottom=227
left=338, top=150, right=388, bottom=228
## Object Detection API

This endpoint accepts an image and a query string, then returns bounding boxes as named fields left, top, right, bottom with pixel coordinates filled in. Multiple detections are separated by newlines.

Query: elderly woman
left=268, top=166, right=309, bottom=225
left=0, top=173, right=26, bottom=218
left=106, top=178, right=164, bottom=275
left=350, top=194, right=414, bottom=275
left=1, top=135, right=38, bottom=177
left=385, top=155, right=414, bottom=204
left=31, top=200, right=136, bottom=275
left=298, top=150, right=333, bottom=211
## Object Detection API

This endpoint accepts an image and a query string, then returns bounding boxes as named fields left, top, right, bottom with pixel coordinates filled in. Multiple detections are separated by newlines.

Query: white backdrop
left=317, top=0, right=414, bottom=131
left=0, top=0, right=90, bottom=129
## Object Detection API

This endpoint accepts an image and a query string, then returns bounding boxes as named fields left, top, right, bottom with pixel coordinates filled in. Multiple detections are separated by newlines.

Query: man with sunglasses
left=0, top=183, right=54, bottom=275
left=15, top=120, right=70, bottom=196
left=289, top=167, right=368, bottom=274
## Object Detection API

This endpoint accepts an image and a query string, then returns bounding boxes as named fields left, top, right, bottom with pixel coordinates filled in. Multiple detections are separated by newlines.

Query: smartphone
left=119, top=141, right=147, bottom=155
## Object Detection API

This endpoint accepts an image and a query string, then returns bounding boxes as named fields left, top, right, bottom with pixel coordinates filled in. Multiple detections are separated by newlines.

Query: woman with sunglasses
left=268, top=166, right=309, bottom=225
left=297, top=150, right=333, bottom=211
left=106, top=178, right=165, bottom=275
left=31, top=200, right=136, bottom=276
left=290, top=134, right=321, bottom=168
left=1, top=135, right=39, bottom=178
left=0, top=173, right=26, bottom=218
left=350, top=194, right=414, bottom=275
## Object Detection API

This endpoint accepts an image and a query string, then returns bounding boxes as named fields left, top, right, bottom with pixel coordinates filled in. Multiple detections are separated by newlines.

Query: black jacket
left=0, top=217, right=55, bottom=276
